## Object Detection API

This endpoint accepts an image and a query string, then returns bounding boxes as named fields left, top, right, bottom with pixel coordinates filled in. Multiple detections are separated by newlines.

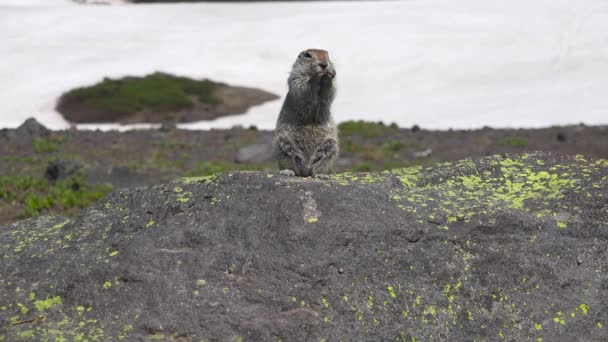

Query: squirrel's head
left=291, top=49, right=336, bottom=81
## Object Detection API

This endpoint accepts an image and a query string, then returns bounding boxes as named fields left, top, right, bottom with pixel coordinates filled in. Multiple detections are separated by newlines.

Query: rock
left=235, top=143, right=272, bottom=164
left=413, top=147, right=432, bottom=158
left=557, top=131, right=567, bottom=142
left=16, top=118, right=50, bottom=139
left=0, top=118, right=50, bottom=144
left=158, top=122, right=177, bottom=133
left=44, top=160, right=83, bottom=182
left=0, top=153, right=607, bottom=341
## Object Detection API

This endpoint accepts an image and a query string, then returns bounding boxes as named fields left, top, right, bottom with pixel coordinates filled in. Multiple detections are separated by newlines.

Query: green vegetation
left=347, top=163, right=373, bottom=172
left=341, top=138, right=407, bottom=158
left=0, top=174, right=111, bottom=219
left=499, top=136, right=528, bottom=148
left=58, top=72, right=220, bottom=121
left=32, top=136, right=65, bottom=154
left=340, top=139, right=365, bottom=153
left=380, top=140, right=405, bottom=154
left=338, top=121, right=397, bottom=138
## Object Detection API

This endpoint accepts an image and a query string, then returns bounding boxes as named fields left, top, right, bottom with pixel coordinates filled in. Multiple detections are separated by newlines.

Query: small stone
left=44, top=160, right=83, bottom=182
left=158, top=122, right=176, bottom=132
left=279, top=169, right=295, bottom=177
left=17, top=118, right=50, bottom=137
left=9, top=117, right=51, bottom=144
left=338, top=268, right=344, bottom=274
left=413, top=148, right=432, bottom=158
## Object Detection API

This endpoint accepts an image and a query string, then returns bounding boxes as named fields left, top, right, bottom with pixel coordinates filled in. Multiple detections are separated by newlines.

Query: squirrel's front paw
left=279, top=169, right=296, bottom=177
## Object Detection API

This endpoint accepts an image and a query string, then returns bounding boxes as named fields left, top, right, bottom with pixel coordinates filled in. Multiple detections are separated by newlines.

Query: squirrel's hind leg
left=309, top=138, right=338, bottom=176
left=273, top=134, right=309, bottom=176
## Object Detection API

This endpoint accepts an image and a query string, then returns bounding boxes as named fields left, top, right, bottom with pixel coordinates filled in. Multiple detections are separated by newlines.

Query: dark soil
left=0, top=118, right=606, bottom=225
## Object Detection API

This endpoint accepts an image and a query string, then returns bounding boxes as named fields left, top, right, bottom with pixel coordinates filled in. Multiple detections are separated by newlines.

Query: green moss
left=338, top=121, right=396, bottom=138
left=33, top=296, right=62, bottom=311
left=346, top=163, right=373, bottom=172
left=340, top=138, right=365, bottom=153
left=17, top=330, right=35, bottom=338
left=499, top=136, right=528, bottom=148
left=390, top=165, right=422, bottom=188
left=16, top=303, right=29, bottom=315
left=386, top=154, right=605, bottom=232
left=380, top=140, right=405, bottom=154
left=58, top=72, right=220, bottom=121
left=118, top=324, right=133, bottom=340
left=387, top=285, right=397, bottom=299
left=32, top=137, right=62, bottom=153
left=553, top=311, right=566, bottom=326
left=423, top=305, right=437, bottom=316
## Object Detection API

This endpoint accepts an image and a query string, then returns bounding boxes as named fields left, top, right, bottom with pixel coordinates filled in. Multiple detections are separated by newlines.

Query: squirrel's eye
left=303, top=52, right=312, bottom=58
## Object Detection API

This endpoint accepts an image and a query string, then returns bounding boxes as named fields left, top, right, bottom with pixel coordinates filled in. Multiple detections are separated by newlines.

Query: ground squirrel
left=273, top=49, right=338, bottom=178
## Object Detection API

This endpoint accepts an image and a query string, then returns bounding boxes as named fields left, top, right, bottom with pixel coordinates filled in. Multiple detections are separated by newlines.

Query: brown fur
left=273, top=49, right=338, bottom=177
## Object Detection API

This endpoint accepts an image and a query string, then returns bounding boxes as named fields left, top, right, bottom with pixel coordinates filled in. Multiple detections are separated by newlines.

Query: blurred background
left=0, top=0, right=607, bottom=224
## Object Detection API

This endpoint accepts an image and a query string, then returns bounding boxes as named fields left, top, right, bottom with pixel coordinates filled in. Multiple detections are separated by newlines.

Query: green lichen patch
left=387, top=154, right=606, bottom=231
left=33, top=296, right=62, bottom=311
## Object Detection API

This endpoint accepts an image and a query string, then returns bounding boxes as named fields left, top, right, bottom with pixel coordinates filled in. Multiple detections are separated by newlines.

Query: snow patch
left=0, top=0, right=607, bottom=130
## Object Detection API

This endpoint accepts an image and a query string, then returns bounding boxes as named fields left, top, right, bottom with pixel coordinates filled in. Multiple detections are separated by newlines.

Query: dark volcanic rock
left=0, top=153, right=607, bottom=341
left=0, top=117, right=50, bottom=144
left=44, top=160, right=83, bottom=182
left=16, top=118, right=50, bottom=139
